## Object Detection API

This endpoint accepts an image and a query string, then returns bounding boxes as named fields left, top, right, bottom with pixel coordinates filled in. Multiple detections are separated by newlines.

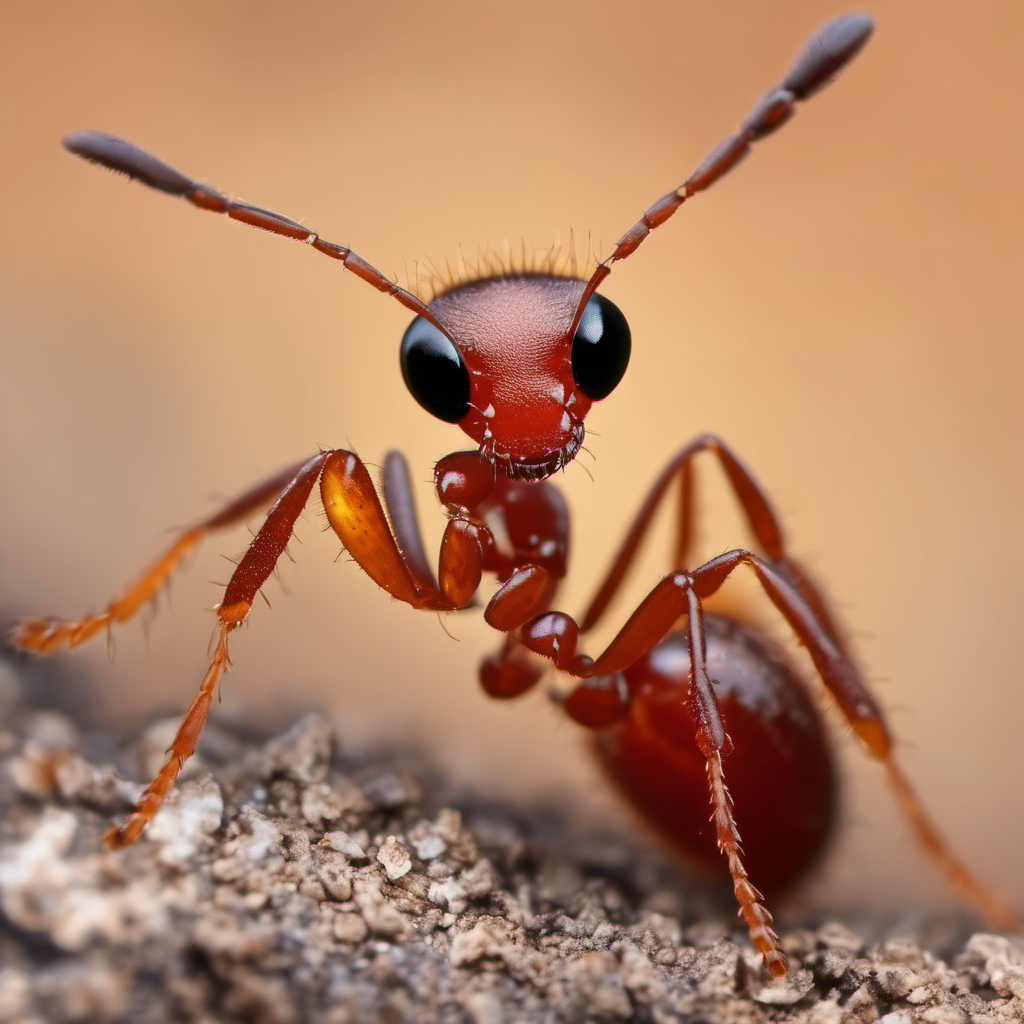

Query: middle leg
left=579, top=433, right=849, bottom=653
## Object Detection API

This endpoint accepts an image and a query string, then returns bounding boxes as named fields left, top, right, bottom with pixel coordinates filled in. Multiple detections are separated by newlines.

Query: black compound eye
left=571, top=293, right=631, bottom=401
left=400, top=316, right=471, bottom=423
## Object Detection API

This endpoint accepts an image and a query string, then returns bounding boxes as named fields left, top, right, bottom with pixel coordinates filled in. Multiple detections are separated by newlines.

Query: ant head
left=400, top=274, right=631, bottom=481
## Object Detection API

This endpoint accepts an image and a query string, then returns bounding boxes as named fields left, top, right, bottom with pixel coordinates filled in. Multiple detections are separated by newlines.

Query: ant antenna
left=62, top=131, right=445, bottom=329
left=577, top=14, right=874, bottom=312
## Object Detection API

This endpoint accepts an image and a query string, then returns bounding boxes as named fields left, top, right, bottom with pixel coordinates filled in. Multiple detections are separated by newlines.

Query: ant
left=11, top=14, right=1015, bottom=976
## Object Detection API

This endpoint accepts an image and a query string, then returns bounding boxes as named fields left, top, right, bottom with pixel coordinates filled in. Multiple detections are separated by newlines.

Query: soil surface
left=1, top=656, right=1021, bottom=1024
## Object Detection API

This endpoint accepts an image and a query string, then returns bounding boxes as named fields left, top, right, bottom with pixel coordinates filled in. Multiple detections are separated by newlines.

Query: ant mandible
left=12, top=14, right=1016, bottom=976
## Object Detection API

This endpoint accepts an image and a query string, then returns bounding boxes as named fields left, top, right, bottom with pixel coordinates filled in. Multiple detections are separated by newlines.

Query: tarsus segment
left=11, top=458, right=310, bottom=654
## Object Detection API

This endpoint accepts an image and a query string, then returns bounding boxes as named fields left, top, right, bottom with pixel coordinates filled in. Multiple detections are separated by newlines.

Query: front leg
left=320, top=450, right=485, bottom=611
left=106, top=448, right=487, bottom=847
left=105, top=452, right=332, bottom=847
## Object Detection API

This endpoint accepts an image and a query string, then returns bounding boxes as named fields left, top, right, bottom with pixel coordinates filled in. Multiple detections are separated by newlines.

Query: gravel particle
left=375, top=835, right=412, bottom=880
left=313, top=846, right=354, bottom=901
left=564, top=950, right=633, bottom=1018
left=148, top=775, right=224, bottom=867
left=332, top=911, right=369, bottom=944
left=449, top=916, right=524, bottom=969
left=324, top=829, right=368, bottom=862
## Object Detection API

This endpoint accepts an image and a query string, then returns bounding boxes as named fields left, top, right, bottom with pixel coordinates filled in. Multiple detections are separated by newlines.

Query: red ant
left=11, top=14, right=1015, bottom=976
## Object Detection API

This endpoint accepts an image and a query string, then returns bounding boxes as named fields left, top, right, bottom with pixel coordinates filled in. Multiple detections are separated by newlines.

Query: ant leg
left=478, top=634, right=546, bottom=700
left=684, top=585, right=787, bottom=976
left=883, top=759, right=1018, bottom=931
left=109, top=448, right=491, bottom=847
left=11, top=456, right=312, bottom=653
left=381, top=450, right=438, bottom=594
left=105, top=452, right=330, bottom=847
left=485, top=561, right=790, bottom=966
left=706, top=744, right=786, bottom=975
left=580, top=433, right=847, bottom=651
left=691, top=550, right=1020, bottom=933
left=559, top=583, right=787, bottom=975
left=482, top=545, right=792, bottom=970
left=318, top=450, right=486, bottom=611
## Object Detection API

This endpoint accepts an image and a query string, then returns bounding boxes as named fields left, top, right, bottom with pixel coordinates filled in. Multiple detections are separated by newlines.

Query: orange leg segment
left=319, top=449, right=486, bottom=612
left=11, top=457, right=312, bottom=654
left=104, top=623, right=233, bottom=848
left=707, top=750, right=786, bottom=976
left=883, top=757, right=1019, bottom=933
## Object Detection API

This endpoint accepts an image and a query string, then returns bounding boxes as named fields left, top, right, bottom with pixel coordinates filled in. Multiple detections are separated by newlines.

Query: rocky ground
left=1, top=653, right=1022, bottom=1024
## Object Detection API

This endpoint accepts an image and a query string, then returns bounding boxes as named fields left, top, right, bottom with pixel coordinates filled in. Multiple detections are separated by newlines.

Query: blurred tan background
left=2, top=2, right=1021, bottom=923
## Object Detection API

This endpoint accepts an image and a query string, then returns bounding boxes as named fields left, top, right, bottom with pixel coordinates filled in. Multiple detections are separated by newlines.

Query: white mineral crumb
left=375, top=835, right=412, bottom=880
left=324, top=829, right=367, bottom=861
left=148, top=775, right=224, bottom=867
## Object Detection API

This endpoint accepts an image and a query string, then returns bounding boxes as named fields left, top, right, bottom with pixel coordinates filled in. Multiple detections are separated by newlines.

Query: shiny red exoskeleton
left=12, top=15, right=1015, bottom=976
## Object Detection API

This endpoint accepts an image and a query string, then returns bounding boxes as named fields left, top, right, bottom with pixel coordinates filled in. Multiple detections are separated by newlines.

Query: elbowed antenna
left=575, top=14, right=875, bottom=314
left=62, top=130, right=445, bottom=328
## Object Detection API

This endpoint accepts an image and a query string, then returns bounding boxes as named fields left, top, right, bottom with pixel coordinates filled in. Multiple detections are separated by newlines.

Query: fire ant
left=11, top=14, right=1016, bottom=976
